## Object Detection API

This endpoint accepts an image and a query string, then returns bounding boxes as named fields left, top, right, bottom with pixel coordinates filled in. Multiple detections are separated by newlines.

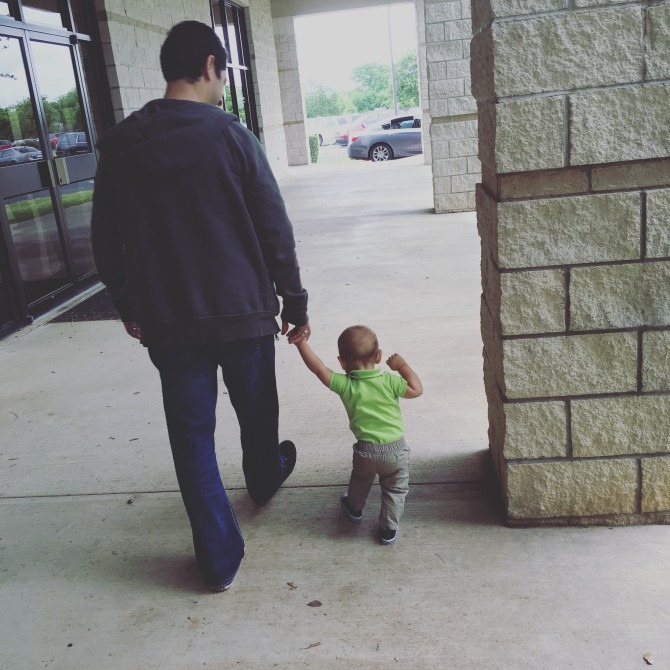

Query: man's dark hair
left=160, top=21, right=227, bottom=83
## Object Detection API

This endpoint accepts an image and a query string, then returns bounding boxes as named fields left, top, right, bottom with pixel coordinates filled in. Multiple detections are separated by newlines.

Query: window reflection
left=5, top=190, right=68, bottom=305
left=0, top=36, right=43, bottom=152
left=30, top=40, right=89, bottom=156
left=22, top=0, right=65, bottom=28
left=0, top=2, right=12, bottom=18
left=60, top=180, right=95, bottom=277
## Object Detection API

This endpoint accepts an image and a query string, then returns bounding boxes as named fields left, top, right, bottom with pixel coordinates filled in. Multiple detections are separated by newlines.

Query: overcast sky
left=294, top=3, right=418, bottom=92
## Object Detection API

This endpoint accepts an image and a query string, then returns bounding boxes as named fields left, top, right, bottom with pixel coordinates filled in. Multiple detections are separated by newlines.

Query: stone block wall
left=95, top=0, right=210, bottom=121
left=424, top=0, right=480, bottom=213
left=273, top=16, right=309, bottom=166
left=246, top=0, right=289, bottom=176
left=472, top=0, right=670, bottom=525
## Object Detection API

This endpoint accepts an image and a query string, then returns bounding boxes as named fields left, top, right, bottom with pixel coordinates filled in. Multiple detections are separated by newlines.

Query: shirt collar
left=348, top=368, right=383, bottom=379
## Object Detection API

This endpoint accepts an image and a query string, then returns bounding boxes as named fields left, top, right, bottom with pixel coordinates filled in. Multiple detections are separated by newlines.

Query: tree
left=350, top=62, right=391, bottom=112
left=304, top=82, right=343, bottom=118
left=396, top=50, right=419, bottom=109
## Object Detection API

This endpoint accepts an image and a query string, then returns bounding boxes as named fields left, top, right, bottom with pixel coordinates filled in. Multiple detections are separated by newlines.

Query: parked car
left=55, top=131, right=89, bottom=156
left=0, top=139, right=12, bottom=150
left=0, top=146, right=43, bottom=166
left=335, top=110, right=389, bottom=146
left=306, top=115, right=350, bottom=146
left=347, top=113, right=423, bottom=162
left=13, top=138, right=42, bottom=150
left=13, top=145, right=43, bottom=161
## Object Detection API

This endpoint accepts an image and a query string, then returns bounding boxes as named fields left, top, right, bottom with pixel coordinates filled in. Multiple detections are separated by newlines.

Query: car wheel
left=369, top=143, right=393, bottom=162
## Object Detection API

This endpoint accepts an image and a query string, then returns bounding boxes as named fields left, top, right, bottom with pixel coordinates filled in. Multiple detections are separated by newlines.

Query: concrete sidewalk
left=2, top=156, right=670, bottom=669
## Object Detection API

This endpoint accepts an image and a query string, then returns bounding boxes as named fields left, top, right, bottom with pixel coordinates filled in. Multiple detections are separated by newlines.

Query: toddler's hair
left=338, top=325, right=379, bottom=367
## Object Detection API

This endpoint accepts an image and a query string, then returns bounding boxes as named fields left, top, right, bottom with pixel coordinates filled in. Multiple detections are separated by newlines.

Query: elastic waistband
left=354, top=437, right=407, bottom=454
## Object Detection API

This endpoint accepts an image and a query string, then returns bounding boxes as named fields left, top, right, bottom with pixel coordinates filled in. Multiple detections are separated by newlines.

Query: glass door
left=0, top=1, right=100, bottom=326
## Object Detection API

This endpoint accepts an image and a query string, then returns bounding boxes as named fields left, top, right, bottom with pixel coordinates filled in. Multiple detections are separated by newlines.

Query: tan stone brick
left=570, top=262, right=670, bottom=330
left=472, top=0, right=568, bottom=28
left=496, top=96, right=565, bottom=173
left=501, top=269, right=565, bottom=335
left=499, top=168, right=589, bottom=200
left=435, top=192, right=472, bottom=212
left=503, top=332, right=637, bottom=399
left=452, top=173, right=480, bottom=193
left=642, top=331, right=670, bottom=392
left=572, top=396, right=670, bottom=457
left=592, top=159, right=670, bottom=192
left=493, top=8, right=643, bottom=97
left=498, top=193, right=640, bottom=269
left=503, top=401, right=567, bottom=459
left=647, top=189, right=670, bottom=259
left=571, top=85, right=670, bottom=165
left=507, top=460, right=637, bottom=519
left=642, top=458, right=670, bottom=512
left=646, top=4, right=670, bottom=81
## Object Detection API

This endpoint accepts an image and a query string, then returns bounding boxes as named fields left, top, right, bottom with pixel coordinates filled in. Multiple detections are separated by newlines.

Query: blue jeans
left=148, top=335, right=281, bottom=587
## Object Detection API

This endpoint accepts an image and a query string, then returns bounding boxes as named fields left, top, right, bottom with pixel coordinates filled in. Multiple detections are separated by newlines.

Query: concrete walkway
left=2, top=155, right=670, bottom=669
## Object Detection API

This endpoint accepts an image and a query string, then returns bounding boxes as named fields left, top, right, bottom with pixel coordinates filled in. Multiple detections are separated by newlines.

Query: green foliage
left=305, top=82, right=343, bottom=118
left=350, top=63, right=391, bottom=112
left=396, top=50, right=419, bottom=108
left=0, top=88, right=84, bottom=144
left=7, top=190, right=93, bottom=224
left=308, top=134, right=319, bottom=163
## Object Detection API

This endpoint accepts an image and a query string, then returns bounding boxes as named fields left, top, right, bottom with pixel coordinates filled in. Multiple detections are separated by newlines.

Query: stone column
left=273, top=16, right=309, bottom=166
left=424, top=0, right=480, bottom=213
left=414, top=0, right=431, bottom=166
left=246, top=0, right=289, bottom=176
left=472, top=0, right=670, bottom=525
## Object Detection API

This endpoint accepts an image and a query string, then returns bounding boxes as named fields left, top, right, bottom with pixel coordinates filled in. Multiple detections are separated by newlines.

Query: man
left=91, top=21, right=309, bottom=593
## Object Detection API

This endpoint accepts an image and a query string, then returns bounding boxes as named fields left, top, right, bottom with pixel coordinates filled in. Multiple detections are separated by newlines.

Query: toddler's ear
left=337, top=355, right=347, bottom=371
left=375, top=349, right=382, bottom=364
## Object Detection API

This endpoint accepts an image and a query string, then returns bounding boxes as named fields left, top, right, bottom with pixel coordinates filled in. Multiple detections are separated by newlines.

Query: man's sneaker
left=379, top=528, right=397, bottom=545
left=340, top=493, right=363, bottom=521
left=208, top=578, right=233, bottom=593
left=279, top=440, right=297, bottom=484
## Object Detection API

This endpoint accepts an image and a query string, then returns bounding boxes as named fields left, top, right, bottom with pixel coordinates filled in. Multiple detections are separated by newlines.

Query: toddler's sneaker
left=379, top=528, right=397, bottom=545
left=340, top=493, right=363, bottom=521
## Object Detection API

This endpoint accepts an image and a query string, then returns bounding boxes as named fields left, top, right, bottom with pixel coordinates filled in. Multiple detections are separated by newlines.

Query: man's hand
left=386, top=353, right=407, bottom=371
left=282, top=320, right=311, bottom=345
left=124, top=321, right=143, bottom=340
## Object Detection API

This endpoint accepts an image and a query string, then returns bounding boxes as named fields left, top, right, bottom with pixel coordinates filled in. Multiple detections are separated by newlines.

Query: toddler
left=294, top=325, right=422, bottom=544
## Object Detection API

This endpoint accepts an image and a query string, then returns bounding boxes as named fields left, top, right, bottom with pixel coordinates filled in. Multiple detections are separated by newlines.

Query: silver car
left=347, top=114, right=423, bottom=162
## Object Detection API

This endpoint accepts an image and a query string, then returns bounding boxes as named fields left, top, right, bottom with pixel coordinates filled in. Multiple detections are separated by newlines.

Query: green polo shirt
left=329, top=368, right=408, bottom=444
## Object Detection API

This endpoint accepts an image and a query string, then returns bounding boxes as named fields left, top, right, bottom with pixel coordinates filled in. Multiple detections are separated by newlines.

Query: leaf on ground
left=301, top=642, right=321, bottom=651
left=307, top=600, right=322, bottom=607
left=643, top=652, right=653, bottom=665
left=287, top=582, right=297, bottom=590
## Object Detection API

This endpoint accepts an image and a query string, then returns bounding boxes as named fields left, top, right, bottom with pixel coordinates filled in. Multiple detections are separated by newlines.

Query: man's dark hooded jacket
left=91, top=99, right=308, bottom=347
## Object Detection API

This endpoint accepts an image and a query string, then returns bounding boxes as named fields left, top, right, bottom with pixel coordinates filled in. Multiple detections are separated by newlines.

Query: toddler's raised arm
left=387, top=353, right=423, bottom=399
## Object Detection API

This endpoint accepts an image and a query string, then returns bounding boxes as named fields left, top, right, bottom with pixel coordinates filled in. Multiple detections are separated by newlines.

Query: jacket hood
left=96, top=99, right=238, bottom=173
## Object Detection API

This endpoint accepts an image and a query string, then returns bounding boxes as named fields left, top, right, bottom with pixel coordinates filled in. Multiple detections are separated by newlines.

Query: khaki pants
left=347, top=438, right=410, bottom=530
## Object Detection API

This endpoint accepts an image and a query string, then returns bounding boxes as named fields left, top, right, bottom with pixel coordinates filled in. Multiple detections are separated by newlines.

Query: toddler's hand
left=386, top=353, right=406, bottom=371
